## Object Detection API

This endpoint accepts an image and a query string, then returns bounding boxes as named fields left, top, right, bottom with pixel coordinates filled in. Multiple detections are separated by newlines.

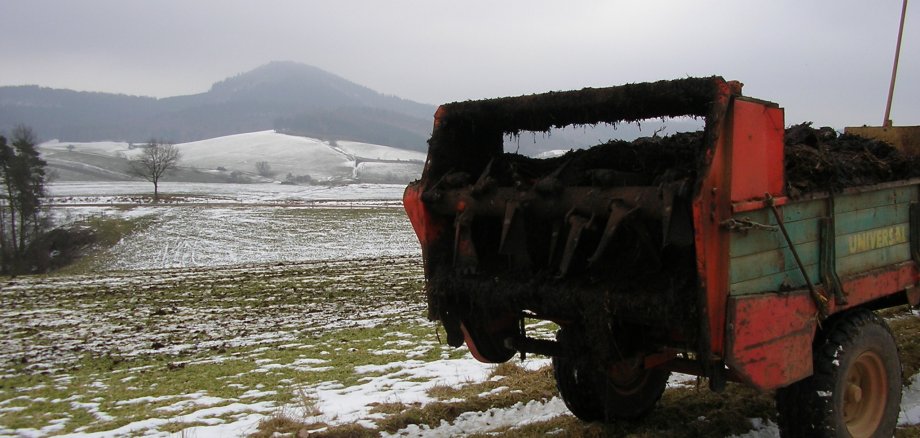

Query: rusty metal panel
left=725, top=291, right=817, bottom=390
left=727, top=262, right=919, bottom=390
left=832, top=261, right=919, bottom=311
left=908, top=286, right=920, bottom=306
left=693, top=81, right=740, bottom=359
left=403, top=182, right=445, bottom=249
left=729, top=99, right=785, bottom=203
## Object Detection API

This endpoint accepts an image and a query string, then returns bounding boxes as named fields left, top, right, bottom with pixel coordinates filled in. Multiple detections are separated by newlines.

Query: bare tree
left=255, top=161, right=274, bottom=178
left=129, top=140, right=180, bottom=202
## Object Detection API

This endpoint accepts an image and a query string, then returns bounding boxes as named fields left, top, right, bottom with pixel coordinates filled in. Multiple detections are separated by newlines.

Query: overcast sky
left=2, top=0, right=918, bottom=128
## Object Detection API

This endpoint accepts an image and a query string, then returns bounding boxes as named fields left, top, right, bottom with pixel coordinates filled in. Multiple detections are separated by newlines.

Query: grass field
left=3, top=254, right=920, bottom=437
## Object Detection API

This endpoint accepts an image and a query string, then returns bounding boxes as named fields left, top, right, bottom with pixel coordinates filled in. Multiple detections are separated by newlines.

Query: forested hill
left=0, top=61, right=436, bottom=152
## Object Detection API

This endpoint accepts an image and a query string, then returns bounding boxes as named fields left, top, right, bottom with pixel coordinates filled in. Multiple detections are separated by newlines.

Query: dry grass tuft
left=368, top=401, right=415, bottom=415
left=375, top=362, right=555, bottom=433
left=303, top=423, right=378, bottom=438
left=250, top=412, right=325, bottom=438
left=250, top=412, right=378, bottom=438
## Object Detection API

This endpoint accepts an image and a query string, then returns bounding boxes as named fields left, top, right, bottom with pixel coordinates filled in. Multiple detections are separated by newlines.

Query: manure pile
left=504, top=123, right=920, bottom=197
left=784, top=123, right=920, bottom=196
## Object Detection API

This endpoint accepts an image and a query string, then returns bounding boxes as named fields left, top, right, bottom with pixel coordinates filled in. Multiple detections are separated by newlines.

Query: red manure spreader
left=404, top=76, right=920, bottom=437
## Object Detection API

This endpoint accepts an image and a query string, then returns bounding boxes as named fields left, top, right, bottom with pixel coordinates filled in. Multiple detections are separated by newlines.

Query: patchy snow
left=154, top=394, right=228, bottom=413
left=305, top=356, right=550, bottom=428
left=383, top=397, right=569, bottom=437
left=316, top=357, right=490, bottom=420
left=43, top=182, right=416, bottom=271
left=69, top=401, right=114, bottom=422
left=900, top=373, right=920, bottom=425
left=165, top=412, right=267, bottom=437
left=99, top=205, right=417, bottom=270
left=0, top=257, right=427, bottom=375
left=337, top=141, right=426, bottom=162
left=728, top=419, right=780, bottom=438
left=47, top=181, right=407, bottom=204
left=40, top=140, right=134, bottom=155
left=53, top=401, right=276, bottom=438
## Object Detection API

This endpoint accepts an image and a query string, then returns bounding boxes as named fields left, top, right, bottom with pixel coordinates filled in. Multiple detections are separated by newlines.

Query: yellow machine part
left=845, top=125, right=920, bottom=156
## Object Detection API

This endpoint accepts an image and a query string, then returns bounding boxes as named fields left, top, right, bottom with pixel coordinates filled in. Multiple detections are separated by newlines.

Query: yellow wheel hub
left=843, top=351, right=887, bottom=438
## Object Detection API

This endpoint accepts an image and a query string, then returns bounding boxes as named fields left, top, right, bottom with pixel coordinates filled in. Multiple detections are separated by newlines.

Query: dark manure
left=496, top=122, right=920, bottom=197
left=784, top=122, right=920, bottom=197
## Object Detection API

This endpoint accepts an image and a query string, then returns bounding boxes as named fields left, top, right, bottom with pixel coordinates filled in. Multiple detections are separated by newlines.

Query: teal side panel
left=834, top=203, right=910, bottom=234
left=837, top=243, right=911, bottom=276
left=729, top=213, right=821, bottom=258
left=729, top=199, right=826, bottom=295
left=729, top=184, right=919, bottom=296
left=835, top=211, right=911, bottom=276
left=730, top=264, right=821, bottom=296
left=834, top=186, right=916, bottom=214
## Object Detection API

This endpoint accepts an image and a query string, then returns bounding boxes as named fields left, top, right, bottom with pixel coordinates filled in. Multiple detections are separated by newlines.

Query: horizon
left=2, top=1, right=919, bottom=129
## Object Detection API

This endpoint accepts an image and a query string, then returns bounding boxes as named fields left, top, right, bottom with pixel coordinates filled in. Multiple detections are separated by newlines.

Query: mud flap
left=460, top=316, right=517, bottom=363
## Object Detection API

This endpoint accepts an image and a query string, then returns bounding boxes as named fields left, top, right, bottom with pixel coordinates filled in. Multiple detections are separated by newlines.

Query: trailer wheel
left=775, top=309, right=901, bottom=438
left=552, top=332, right=670, bottom=421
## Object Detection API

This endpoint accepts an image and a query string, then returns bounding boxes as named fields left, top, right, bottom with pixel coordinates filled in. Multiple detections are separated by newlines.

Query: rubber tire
left=775, top=309, right=901, bottom=438
left=552, top=352, right=670, bottom=421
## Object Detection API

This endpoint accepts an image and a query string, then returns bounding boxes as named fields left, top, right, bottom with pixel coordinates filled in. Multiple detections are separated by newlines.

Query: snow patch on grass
left=381, top=397, right=569, bottom=437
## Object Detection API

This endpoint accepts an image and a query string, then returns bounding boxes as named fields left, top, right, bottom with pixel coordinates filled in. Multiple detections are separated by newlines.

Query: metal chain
left=720, top=217, right=779, bottom=232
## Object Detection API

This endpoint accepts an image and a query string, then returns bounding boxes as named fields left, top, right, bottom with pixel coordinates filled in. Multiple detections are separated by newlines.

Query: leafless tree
left=255, top=161, right=274, bottom=178
left=129, top=140, right=180, bottom=202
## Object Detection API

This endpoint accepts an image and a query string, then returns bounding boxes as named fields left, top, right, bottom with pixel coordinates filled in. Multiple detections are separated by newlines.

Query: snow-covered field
left=48, top=181, right=408, bottom=204
left=3, top=182, right=920, bottom=437
left=46, top=182, right=414, bottom=271
left=0, top=256, right=564, bottom=437
left=39, top=131, right=425, bottom=184
left=104, top=206, right=415, bottom=270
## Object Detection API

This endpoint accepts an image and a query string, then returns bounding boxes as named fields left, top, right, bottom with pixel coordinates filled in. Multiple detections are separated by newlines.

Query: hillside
left=2, top=62, right=435, bottom=151
left=3, top=61, right=717, bottom=157
left=39, top=130, right=426, bottom=184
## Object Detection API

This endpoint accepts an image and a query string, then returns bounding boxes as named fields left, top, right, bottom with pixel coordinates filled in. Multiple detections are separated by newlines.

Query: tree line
left=0, top=126, right=47, bottom=274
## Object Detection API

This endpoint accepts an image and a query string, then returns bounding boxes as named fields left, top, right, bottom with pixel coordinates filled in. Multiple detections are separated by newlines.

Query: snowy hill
left=1, top=61, right=434, bottom=150
left=39, top=131, right=426, bottom=184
